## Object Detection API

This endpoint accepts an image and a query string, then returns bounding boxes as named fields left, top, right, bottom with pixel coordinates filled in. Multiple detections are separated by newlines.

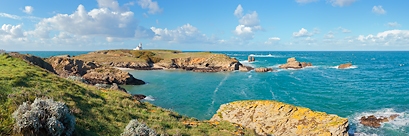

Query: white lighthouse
left=134, top=42, right=142, bottom=50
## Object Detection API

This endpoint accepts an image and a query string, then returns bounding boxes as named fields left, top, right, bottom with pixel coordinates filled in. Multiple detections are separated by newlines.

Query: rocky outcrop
left=255, top=67, right=277, bottom=72
left=155, top=55, right=250, bottom=72
left=110, top=83, right=127, bottom=92
left=338, top=63, right=352, bottom=69
left=55, top=55, right=70, bottom=58
left=103, top=62, right=152, bottom=69
left=359, top=114, right=399, bottom=128
left=279, top=58, right=313, bottom=69
left=211, top=100, right=349, bottom=136
left=248, top=56, right=255, bottom=62
left=132, top=94, right=147, bottom=100
left=9, top=53, right=145, bottom=85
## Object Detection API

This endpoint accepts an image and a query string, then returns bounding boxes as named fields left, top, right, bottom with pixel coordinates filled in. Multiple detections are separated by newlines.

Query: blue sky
left=1, top=0, right=408, bottom=51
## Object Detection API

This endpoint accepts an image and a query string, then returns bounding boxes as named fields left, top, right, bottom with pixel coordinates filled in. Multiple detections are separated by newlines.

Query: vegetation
left=121, top=119, right=156, bottom=136
left=12, top=98, right=75, bottom=136
left=0, top=53, right=253, bottom=135
left=66, top=76, right=88, bottom=84
left=130, top=50, right=163, bottom=63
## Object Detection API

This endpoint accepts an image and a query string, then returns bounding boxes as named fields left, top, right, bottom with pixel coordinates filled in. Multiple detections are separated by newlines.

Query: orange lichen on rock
left=210, top=100, right=349, bottom=136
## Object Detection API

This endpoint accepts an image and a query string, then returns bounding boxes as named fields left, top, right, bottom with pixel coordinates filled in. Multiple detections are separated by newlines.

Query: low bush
left=12, top=98, right=75, bottom=136
left=66, top=76, right=88, bottom=84
left=121, top=119, right=156, bottom=136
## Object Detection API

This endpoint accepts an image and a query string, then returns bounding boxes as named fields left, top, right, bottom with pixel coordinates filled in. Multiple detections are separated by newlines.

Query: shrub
left=66, top=76, right=88, bottom=84
left=121, top=119, right=156, bottom=136
left=12, top=98, right=75, bottom=136
left=95, top=84, right=110, bottom=89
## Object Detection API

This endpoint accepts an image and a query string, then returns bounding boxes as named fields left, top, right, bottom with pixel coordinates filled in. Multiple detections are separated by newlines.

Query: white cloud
left=239, top=11, right=260, bottom=27
left=329, top=0, right=357, bottom=7
left=323, top=34, right=335, bottom=39
left=143, top=13, right=149, bottom=18
left=151, top=23, right=216, bottom=43
left=338, top=27, right=351, bottom=33
left=0, top=24, right=28, bottom=43
left=357, top=30, right=409, bottom=46
left=231, top=6, right=263, bottom=40
left=234, top=5, right=243, bottom=18
left=23, top=6, right=34, bottom=14
left=137, top=0, right=163, bottom=14
left=387, top=22, right=401, bottom=28
left=156, top=19, right=159, bottom=25
left=295, top=0, right=319, bottom=4
left=264, top=37, right=280, bottom=44
left=328, top=31, right=335, bottom=34
left=372, top=5, right=386, bottom=14
left=232, top=25, right=262, bottom=40
left=0, top=13, right=21, bottom=20
left=28, top=3, right=154, bottom=40
left=293, top=28, right=313, bottom=38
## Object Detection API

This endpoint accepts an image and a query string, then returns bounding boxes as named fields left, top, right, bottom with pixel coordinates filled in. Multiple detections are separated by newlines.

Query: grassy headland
left=0, top=53, right=253, bottom=135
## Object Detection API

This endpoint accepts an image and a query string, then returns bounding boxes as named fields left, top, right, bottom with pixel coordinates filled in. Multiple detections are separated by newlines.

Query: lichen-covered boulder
left=211, top=100, right=349, bottom=136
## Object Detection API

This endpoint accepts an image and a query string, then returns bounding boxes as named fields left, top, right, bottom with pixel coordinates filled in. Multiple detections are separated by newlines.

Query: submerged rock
left=254, top=67, right=277, bottom=72
left=359, top=114, right=399, bottom=128
left=338, top=63, right=352, bottom=69
left=211, top=100, right=349, bottom=136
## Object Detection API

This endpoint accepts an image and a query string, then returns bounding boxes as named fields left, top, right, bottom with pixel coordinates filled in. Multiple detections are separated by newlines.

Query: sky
left=0, top=0, right=409, bottom=51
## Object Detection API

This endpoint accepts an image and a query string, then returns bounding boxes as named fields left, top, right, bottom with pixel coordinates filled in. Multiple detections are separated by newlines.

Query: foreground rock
left=132, top=94, right=147, bottom=100
left=255, top=67, right=277, bottom=72
left=248, top=56, right=255, bottom=62
left=279, top=57, right=313, bottom=69
left=360, top=114, right=399, bottom=128
left=211, top=100, right=349, bottom=136
left=338, top=63, right=352, bottom=69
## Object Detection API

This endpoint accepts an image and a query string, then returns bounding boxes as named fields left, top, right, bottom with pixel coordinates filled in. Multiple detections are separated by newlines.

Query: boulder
left=239, top=65, right=254, bottom=72
left=211, top=100, right=349, bottom=136
left=359, top=114, right=399, bottom=128
left=248, top=56, right=255, bottom=62
left=338, top=63, right=352, bottom=69
left=110, top=83, right=127, bottom=92
left=279, top=57, right=302, bottom=69
left=132, top=94, right=146, bottom=100
left=255, top=67, right=277, bottom=72
left=82, top=67, right=145, bottom=85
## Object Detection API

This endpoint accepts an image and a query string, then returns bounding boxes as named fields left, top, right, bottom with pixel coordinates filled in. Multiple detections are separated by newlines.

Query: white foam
left=249, top=54, right=283, bottom=58
left=248, top=75, right=252, bottom=78
left=143, top=95, right=156, bottom=101
left=349, top=108, right=409, bottom=135
left=330, top=65, right=358, bottom=69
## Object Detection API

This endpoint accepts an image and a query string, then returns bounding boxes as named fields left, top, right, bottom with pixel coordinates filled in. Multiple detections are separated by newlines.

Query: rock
left=132, top=94, right=146, bottom=100
left=248, top=56, right=255, bottom=62
left=279, top=58, right=313, bottom=69
left=211, top=100, right=349, bottom=136
left=359, top=114, right=399, bottom=128
left=338, top=63, right=352, bottom=69
left=239, top=65, right=254, bottom=72
left=301, top=62, right=313, bottom=67
left=254, top=67, right=277, bottom=72
left=82, top=67, right=145, bottom=85
left=110, top=83, right=127, bottom=92
left=55, top=55, right=70, bottom=58
left=279, top=57, right=302, bottom=69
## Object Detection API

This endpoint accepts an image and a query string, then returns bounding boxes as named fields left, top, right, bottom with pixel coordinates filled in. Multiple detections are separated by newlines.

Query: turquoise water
left=123, top=51, right=409, bottom=135
left=18, top=51, right=409, bottom=135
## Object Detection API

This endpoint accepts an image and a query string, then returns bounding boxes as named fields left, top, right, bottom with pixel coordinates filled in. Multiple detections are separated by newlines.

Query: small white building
left=134, top=42, right=142, bottom=50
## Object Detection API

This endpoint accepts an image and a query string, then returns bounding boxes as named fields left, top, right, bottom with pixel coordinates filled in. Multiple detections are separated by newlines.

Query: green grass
left=0, top=53, right=253, bottom=135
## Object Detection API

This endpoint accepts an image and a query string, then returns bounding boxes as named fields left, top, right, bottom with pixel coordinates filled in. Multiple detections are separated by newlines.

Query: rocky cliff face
left=9, top=53, right=145, bottom=85
left=155, top=55, right=251, bottom=72
left=211, top=100, right=349, bottom=136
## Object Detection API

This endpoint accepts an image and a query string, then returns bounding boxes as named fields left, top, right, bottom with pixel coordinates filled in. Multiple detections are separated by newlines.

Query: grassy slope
left=0, top=53, right=253, bottom=135
left=73, top=49, right=236, bottom=65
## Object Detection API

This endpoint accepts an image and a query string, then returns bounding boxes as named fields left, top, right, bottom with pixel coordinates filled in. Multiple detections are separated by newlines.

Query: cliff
left=8, top=53, right=145, bottom=85
left=73, top=49, right=253, bottom=72
left=211, top=100, right=349, bottom=136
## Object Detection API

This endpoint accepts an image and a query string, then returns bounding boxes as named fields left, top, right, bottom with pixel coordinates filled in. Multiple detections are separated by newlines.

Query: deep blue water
left=18, top=51, right=409, bottom=135
left=8, top=51, right=92, bottom=58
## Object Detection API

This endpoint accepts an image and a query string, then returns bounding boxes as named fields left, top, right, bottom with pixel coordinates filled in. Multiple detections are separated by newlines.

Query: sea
left=12, top=51, right=409, bottom=135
